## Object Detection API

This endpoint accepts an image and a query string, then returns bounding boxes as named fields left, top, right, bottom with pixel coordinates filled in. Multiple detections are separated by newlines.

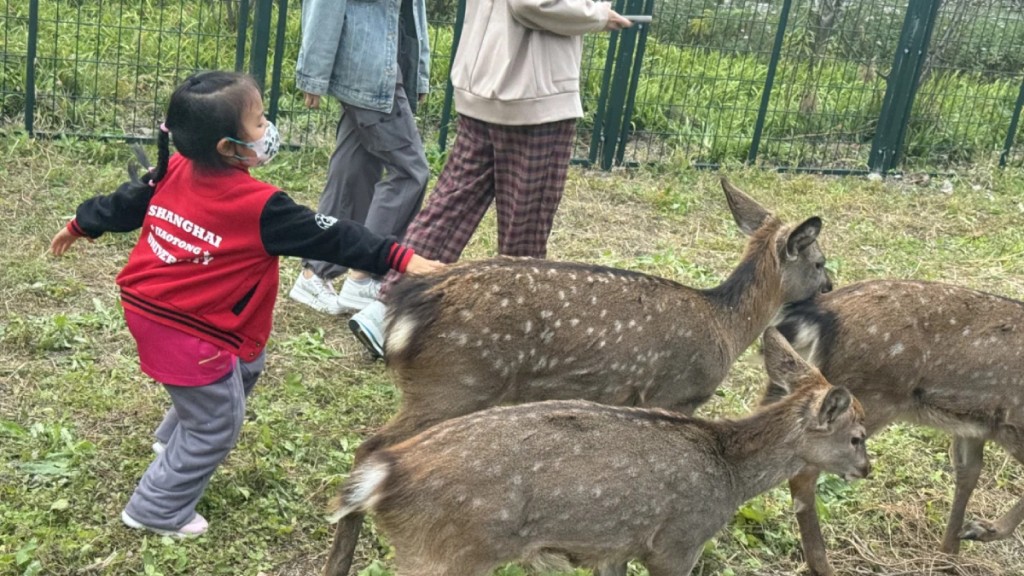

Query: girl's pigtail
left=148, top=125, right=171, bottom=187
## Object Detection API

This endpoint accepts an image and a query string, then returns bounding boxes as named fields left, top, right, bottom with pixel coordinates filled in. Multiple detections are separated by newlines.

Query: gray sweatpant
left=124, top=352, right=264, bottom=530
left=303, top=75, right=429, bottom=281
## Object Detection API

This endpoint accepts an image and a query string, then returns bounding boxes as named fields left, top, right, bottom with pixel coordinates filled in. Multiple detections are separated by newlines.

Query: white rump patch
left=326, top=459, right=390, bottom=523
left=387, top=312, right=419, bottom=357
left=788, top=321, right=822, bottom=365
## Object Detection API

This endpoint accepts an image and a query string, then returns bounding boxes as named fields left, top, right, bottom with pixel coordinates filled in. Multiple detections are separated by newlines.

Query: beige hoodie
left=451, top=0, right=612, bottom=126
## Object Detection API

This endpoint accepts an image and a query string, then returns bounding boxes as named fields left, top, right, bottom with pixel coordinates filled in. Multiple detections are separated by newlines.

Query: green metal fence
left=2, top=0, right=1023, bottom=172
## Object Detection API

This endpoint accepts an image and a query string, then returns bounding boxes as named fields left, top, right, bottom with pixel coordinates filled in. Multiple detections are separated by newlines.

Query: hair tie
left=159, top=122, right=169, bottom=134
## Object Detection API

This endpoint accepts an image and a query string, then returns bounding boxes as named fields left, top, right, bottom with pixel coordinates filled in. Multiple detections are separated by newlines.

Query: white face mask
left=229, top=121, right=280, bottom=167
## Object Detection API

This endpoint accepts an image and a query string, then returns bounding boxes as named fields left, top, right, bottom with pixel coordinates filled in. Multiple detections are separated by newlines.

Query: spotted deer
left=323, top=177, right=832, bottom=576
left=327, top=328, right=869, bottom=576
left=769, top=279, right=1024, bottom=576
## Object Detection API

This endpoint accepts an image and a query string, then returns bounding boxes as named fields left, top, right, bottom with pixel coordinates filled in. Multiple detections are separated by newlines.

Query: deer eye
left=815, top=261, right=825, bottom=271
left=851, top=436, right=862, bottom=447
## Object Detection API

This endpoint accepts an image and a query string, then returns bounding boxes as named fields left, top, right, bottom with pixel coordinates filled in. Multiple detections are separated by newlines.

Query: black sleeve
left=259, top=192, right=397, bottom=276
left=73, top=179, right=156, bottom=238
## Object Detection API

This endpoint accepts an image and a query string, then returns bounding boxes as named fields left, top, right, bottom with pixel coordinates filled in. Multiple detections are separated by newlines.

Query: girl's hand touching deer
left=404, top=254, right=444, bottom=276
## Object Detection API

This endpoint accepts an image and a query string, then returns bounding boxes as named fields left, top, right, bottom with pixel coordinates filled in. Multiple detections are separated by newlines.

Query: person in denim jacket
left=292, top=0, right=431, bottom=317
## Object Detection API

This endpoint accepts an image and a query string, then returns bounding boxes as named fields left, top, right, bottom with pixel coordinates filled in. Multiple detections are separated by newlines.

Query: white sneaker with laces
left=349, top=300, right=386, bottom=359
left=336, top=277, right=381, bottom=313
left=289, top=270, right=343, bottom=315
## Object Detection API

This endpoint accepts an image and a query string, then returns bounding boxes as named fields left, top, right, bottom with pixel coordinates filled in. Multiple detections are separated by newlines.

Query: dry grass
left=2, top=136, right=1024, bottom=575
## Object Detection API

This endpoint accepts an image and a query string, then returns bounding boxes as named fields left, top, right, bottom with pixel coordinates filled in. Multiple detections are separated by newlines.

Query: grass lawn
left=2, top=135, right=1023, bottom=575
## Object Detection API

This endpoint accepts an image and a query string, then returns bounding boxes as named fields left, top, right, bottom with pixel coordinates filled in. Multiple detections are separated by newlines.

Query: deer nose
left=821, top=275, right=834, bottom=294
left=859, top=460, right=872, bottom=479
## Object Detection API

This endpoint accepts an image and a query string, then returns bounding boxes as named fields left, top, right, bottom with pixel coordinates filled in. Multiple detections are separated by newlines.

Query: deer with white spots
left=327, top=329, right=869, bottom=576
left=322, top=177, right=832, bottom=576
left=771, top=279, right=1024, bottom=576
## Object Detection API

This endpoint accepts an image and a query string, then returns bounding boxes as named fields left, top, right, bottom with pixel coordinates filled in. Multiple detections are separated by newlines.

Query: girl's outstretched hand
left=405, top=254, right=444, bottom=276
left=50, top=227, right=84, bottom=256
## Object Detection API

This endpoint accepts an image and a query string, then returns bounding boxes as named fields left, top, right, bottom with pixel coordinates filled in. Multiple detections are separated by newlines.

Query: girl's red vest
left=117, top=155, right=281, bottom=361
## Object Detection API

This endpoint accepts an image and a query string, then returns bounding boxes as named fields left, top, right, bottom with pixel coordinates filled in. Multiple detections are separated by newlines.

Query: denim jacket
left=296, top=0, right=430, bottom=113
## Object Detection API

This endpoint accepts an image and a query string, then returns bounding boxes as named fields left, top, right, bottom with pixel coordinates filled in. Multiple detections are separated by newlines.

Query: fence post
left=747, top=0, right=792, bottom=165
left=589, top=0, right=652, bottom=169
left=268, top=0, right=288, bottom=122
left=249, top=0, right=274, bottom=90
left=612, top=0, right=654, bottom=167
left=1000, top=75, right=1024, bottom=168
left=25, top=0, right=39, bottom=135
left=234, top=0, right=250, bottom=72
left=597, top=0, right=647, bottom=170
left=437, top=0, right=467, bottom=152
left=869, top=0, right=941, bottom=174
left=587, top=2, right=623, bottom=168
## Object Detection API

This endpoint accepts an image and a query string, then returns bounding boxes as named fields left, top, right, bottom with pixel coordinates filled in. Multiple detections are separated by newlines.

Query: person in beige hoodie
left=349, top=0, right=631, bottom=358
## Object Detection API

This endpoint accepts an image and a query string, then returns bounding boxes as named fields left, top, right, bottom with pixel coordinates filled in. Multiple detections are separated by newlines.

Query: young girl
left=50, top=70, right=442, bottom=537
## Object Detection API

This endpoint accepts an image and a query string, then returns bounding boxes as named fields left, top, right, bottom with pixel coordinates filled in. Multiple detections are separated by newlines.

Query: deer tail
left=384, top=273, right=446, bottom=367
left=775, top=296, right=838, bottom=368
left=326, top=455, right=393, bottom=524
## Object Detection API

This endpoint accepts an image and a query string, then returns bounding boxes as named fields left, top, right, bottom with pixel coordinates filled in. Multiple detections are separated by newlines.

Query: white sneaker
left=348, top=300, right=386, bottom=359
left=336, top=278, right=381, bottom=313
left=289, top=270, right=343, bottom=315
left=122, top=510, right=208, bottom=538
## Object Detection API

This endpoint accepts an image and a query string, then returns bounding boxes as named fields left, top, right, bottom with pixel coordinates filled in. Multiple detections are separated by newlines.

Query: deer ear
left=721, top=177, right=771, bottom=236
left=762, top=327, right=811, bottom=399
left=785, top=217, right=822, bottom=260
left=816, top=386, right=852, bottom=428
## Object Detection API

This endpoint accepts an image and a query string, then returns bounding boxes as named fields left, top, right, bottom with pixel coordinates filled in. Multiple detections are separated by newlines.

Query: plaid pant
left=380, top=114, right=576, bottom=299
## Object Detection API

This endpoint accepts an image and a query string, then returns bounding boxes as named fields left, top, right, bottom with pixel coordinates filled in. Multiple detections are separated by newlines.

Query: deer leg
left=959, top=438, right=1024, bottom=544
left=789, top=465, right=834, bottom=576
left=940, top=436, right=984, bottom=554
left=960, top=498, right=1024, bottom=543
left=322, top=512, right=364, bottom=576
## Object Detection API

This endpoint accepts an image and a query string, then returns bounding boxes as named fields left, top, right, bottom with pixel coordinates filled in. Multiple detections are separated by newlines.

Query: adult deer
left=327, top=328, right=869, bottom=576
left=323, top=177, right=832, bottom=575
left=771, top=279, right=1024, bottom=576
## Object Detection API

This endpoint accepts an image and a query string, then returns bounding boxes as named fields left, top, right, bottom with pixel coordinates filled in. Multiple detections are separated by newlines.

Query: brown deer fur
left=376, top=178, right=831, bottom=453
left=771, top=279, right=1024, bottom=576
left=322, top=178, right=832, bottom=576
left=327, top=329, right=869, bottom=576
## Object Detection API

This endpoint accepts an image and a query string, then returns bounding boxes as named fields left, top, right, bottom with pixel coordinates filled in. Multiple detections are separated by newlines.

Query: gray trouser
left=124, top=352, right=264, bottom=530
left=303, top=75, right=429, bottom=281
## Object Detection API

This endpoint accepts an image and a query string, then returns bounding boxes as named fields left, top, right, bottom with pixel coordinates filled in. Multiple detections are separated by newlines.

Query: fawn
left=771, top=279, right=1024, bottom=575
left=328, top=328, right=869, bottom=576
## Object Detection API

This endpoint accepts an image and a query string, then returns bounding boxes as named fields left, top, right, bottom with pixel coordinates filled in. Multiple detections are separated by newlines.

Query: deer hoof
left=960, top=519, right=999, bottom=542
